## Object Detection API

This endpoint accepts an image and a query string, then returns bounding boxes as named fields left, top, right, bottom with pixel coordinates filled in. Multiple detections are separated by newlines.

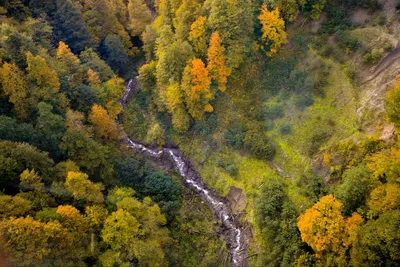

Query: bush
left=192, top=114, right=217, bottom=136
left=374, top=14, right=386, bottom=26
left=294, top=92, right=314, bottom=111
left=385, top=79, right=400, bottom=127
left=224, top=122, right=247, bottom=148
left=244, top=131, right=276, bottom=161
left=384, top=41, right=393, bottom=52
left=264, top=103, right=284, bottom=120
left=279, top=124, right=292, bottom=135
left=362, top=49, right=383, bottom=65
left=225, top=164, right=238, bottom=177
left=336, top=30, right=361, bottom=52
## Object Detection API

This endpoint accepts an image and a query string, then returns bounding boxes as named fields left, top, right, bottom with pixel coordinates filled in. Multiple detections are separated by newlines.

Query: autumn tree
left=367, top=183, right=400, bottom=217
left=173, top=0, right=200, bottom=41
left=0, top=195, right=31, bottom=218
left=182, top=58, right=212, bottom=121
left=163, top=82, right=190, bottom=131
left=89, top=104, right=119, bottom=141
left=87, top=68, right=102, bottom=89
left=366, top=147, right=400, bottom=184
left=26, top=52, right=60, bottom=90
left=297, top=194, right=363, bottom=266
left=103, top=75, right=125, bottom=118
left=189, top=16, right=207, bottom=55
left=65, top=171, right=104, bottom=204
left=18, top=169, right=56, bottom=210
left=0, top=216, right=85, bottom=266
left=207, top=32, right=231, bottom=92
left=0, top=62, right=29, bottom=118
left=56, top=42, right=86, bottom=103
left=101, top=193, right=169, bottom=266
left=26, top=52, right=68, bottom=110
left=60, top=111, right=108, bottom=174
left=258, top=5, right=287, bottom=57
left=206, top=0, right=254, bottom=68
left=127, top=0, right=152, bottom=36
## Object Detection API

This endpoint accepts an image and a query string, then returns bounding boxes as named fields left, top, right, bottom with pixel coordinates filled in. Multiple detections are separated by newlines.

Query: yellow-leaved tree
left=258, top=5, right=287, bottom=57
left=164, top=82, right=190, bottom=132
left=0, top=62, right=29, bottom=118
left=297, top=194, right=363, bottom=266
left=89, top=104, right=119, bottom=141
left=65, top=171, right=104, bottom=204
left=189, top=16, right=207, bottom=55
left=207, top=32, right=231, bottom=92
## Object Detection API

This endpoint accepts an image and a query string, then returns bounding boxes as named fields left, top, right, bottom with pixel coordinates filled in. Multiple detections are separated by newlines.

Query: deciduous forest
left=0, top=0, right=399, bottom=266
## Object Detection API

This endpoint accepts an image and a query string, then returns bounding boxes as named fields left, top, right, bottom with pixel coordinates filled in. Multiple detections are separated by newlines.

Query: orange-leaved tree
left=207, top=32, right=231, bottom=92
left=297, top=194, right=363, bottom=266
left=183, top=57, right=212, bottom=121
left=258, top=5, right=287, bottom=57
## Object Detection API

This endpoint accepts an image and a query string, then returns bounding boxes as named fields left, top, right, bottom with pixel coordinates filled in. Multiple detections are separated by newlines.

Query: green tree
left=205, top=0, right=254, bottom=68
left=256, top=178, right=303, bottom=266
left=102, top=34, right=128, bottom=75
left=53, top=0, right=94, bottom=53
left=385, top=78, right=400, bottom=127
left=79, top=48, right=114, bottom=81
left=0, top=141, right=54, bottom=188
left=173, top=0, right=200, bottom=41
left=335, top=164, right=376, bottom=216
left=351, top=210, right=400, bottom=266
left=35, top=102, right=65, bottom=158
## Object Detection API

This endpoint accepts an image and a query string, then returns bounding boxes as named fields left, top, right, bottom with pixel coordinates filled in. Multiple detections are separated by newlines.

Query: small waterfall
left=122, top=79, right=248, bottom=266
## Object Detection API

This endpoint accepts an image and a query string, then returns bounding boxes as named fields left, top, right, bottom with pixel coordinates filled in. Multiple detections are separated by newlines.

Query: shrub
left=336, top=30, right=361, bottom=52
left=294, top=92, right=314, bottom=111
left=279, top=124, right=292, bottom=135
left=384, top=41, right=393, bottom=52
left=362, top=49, right=383, bottom=65
left=224, top=122, right=247, bottom=148
left=244, top=131, right=276, bottom=160
left=264, top=103, right=284, bottom=120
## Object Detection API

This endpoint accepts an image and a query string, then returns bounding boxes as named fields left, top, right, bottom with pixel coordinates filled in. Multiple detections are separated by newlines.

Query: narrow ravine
left=120, top=78, right=249, bottom=266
